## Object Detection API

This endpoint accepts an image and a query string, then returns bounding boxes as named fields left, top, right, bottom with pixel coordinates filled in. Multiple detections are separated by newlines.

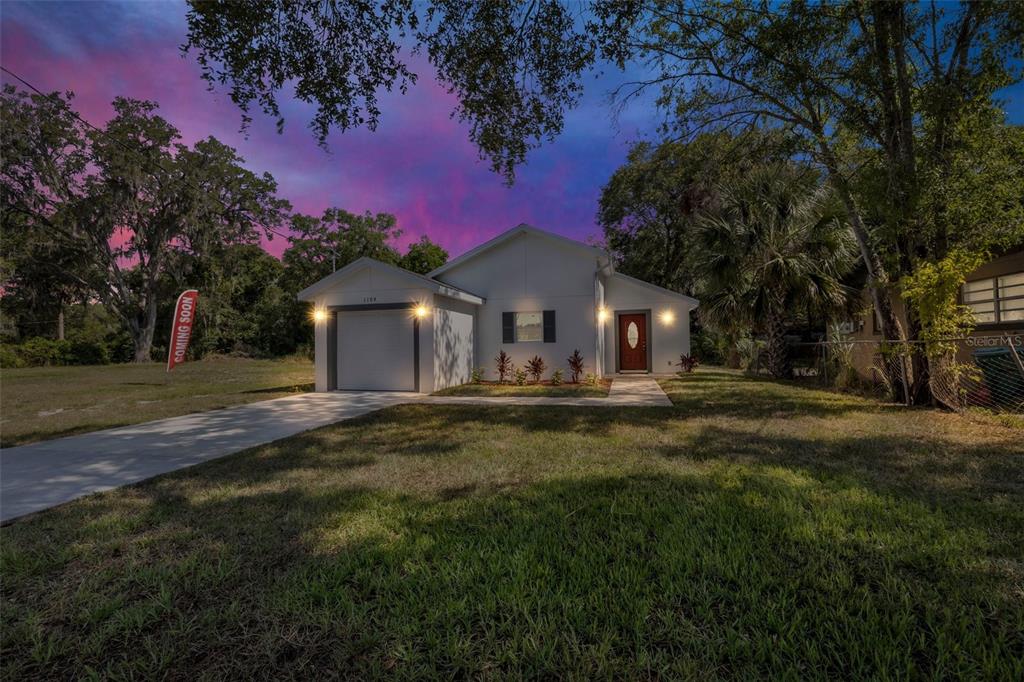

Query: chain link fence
left=745, top=335, right=1024, bottom=414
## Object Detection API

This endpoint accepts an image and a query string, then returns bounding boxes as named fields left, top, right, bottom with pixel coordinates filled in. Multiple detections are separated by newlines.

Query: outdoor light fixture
left=311, top=307, right=328, bottom=324
left=414, top=304, right=430, bottom=318
left=597, top=307, right=609, bottom=323
left=660, top=310, right=675, bottom=325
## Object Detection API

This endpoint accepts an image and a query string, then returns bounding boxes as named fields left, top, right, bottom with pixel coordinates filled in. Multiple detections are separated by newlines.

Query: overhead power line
left=0, top=65, right=296, bottom=243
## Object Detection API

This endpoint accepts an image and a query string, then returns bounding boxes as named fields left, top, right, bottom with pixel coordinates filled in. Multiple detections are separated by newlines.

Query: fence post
left=900, top=350, right=912, bottom=406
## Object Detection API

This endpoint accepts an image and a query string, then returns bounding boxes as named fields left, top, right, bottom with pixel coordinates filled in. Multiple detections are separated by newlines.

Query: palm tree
left=697, top=163, right=855, bottom=378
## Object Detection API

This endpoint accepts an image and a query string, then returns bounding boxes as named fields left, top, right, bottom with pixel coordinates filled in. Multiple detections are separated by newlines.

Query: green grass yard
left=433, top=379, right=610, bottom=397
left=0, top=357, right=313, bottom=447
left=2, top=369, right=1022, bottom=678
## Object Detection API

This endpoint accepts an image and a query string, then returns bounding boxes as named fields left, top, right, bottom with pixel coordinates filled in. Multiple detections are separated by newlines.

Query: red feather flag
left=166, top=290, right=199, bottom=372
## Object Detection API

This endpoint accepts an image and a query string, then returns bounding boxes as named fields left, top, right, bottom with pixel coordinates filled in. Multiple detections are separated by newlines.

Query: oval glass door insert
left=627, top=321, right=639, bottom=349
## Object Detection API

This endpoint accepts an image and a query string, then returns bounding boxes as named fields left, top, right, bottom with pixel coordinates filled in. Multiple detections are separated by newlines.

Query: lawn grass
left=433, top=379, right=610, bottom=397
left=2, top=368, right=1022, bottom=678
left=0, top=356, right=313, bottom=447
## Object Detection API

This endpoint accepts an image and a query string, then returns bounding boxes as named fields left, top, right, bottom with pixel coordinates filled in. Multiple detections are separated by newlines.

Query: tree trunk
left=56, top=307, right=64, bottom=341
left=904, top=309, right=932, bottom=404
left=815, top=140, right=910, bottom=400
left=131, top=298, right=159, bottom=363
left=133, top=327, right=154, bottom=363
left=763, top=311, right=791, bottom=379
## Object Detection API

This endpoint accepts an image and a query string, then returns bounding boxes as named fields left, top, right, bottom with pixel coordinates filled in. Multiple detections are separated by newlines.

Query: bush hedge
left=0, top=337, right=125, bottom=368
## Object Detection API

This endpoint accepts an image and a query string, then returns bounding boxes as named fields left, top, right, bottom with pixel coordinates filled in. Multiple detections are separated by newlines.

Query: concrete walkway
left=0, top=377, right=671, bottom=523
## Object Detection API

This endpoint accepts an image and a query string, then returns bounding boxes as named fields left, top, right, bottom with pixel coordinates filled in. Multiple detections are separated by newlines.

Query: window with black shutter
left=543, top=310, right=556, bottom=343
left=502, top=312, right=515, bottom=343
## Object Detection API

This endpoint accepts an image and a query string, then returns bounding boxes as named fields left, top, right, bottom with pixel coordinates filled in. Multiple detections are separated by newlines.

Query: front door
left=618, top=313, right=647, bottom=371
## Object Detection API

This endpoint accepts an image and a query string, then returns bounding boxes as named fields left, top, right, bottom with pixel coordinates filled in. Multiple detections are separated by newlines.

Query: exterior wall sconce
left=311, top=307, right=328, bottom=324
left=660, top=310, right=675, bottom=325
left=414, top=304, right=430, bottom=318
left=597, top=307, right=610, bottom=324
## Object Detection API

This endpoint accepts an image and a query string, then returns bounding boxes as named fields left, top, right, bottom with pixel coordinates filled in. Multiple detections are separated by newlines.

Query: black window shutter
left=502, top=312, right=515, bottom=343
left=543, top=310, right=556, bottom=343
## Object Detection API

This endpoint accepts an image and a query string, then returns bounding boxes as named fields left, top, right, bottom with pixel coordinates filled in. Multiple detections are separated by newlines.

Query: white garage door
left=337, top=310, right=416, bottom=391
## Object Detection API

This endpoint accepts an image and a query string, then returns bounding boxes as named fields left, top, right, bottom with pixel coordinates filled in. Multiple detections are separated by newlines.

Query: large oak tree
left=0, top=87, right=290, bottom=361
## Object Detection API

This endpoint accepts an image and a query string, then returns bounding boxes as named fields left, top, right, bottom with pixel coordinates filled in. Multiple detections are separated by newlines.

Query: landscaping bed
left=433, top=379, right=611, bottom=397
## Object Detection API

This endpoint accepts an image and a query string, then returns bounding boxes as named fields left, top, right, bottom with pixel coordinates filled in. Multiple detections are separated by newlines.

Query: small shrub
left=550, top=368, right=563, bottom=385
left=514, top=367, right=528, bottom=386
left=0, top=345, right=25, bottom=368
left=471, top=367, right=485, bottom=384
left=526, top=355, right=546, bottom=383
left=567, top=349, right=585, bottom=383
left=17, top=337, right=72, bottom=367
left=68, top=338, right=111, bottom=366
left=825, top=322, right=861, bottom=390
left=106, top=331, right=135, bottom=364
left=495, top=349, right=512, bottom=383
left=691, top=328, right=724, bottom=365
left=735, top=337, right=765, bottom=371
left=675, top=353, right=699, bottom=375
left=584, top=372, right=598, bottom=386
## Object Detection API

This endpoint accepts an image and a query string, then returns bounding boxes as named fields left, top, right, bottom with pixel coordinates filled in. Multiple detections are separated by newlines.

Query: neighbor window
left=514, top=312, right=543, bottom=342
left=962, top=272, right=1024, bottom=325
left=998, top=272, right=1024, bottom=322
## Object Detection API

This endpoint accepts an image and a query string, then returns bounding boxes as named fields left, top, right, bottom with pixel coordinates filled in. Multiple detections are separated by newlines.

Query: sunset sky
left=3, top=0, right=1022, bottom=260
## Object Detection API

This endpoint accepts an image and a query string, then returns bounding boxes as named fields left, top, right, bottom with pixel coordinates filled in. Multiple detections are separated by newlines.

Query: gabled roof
left=611, top=271, right=700, bottom=308
left=297, top=257, right=484, bottom=304
left=427, top=223, right=608, bottom=279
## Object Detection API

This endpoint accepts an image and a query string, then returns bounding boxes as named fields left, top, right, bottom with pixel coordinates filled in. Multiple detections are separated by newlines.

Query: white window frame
left=962, top=271, right=1024, bottom=325
left=514, top=311, right=543, bottom=342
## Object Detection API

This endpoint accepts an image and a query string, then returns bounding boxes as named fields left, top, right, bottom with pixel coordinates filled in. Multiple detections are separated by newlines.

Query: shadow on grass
left=656, top=422, right=1024, bottom=502
left=242, top=383, right=315, bottom=395
left=176, top=396, right=1022, bottom=511
left=2, top=470, right=1019, bottom=679
left=661, top=369, right=905, bottom=419
left=4, top=368, right=1021, bottom=677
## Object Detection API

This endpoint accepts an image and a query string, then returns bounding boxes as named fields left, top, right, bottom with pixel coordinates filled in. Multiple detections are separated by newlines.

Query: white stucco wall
left=435, top=232, right=603, bottom=381
left=432, top=295, right=475, bottom=390
left=310, top=265, right=434, bottom=308
left=314, top=316, right=330, bottom=391
left=594, top=275, right=606, bottom=376
left=603, top=274, right=695, bottom=373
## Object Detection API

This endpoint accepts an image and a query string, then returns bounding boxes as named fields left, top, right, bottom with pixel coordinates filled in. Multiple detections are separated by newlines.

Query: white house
left=298, top=224, right=699, bottom=392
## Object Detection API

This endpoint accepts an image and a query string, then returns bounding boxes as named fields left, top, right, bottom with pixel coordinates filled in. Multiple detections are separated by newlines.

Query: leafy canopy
left=1, top=86, right=290, bottom=360
left=185, top=0, right=594, bottom=181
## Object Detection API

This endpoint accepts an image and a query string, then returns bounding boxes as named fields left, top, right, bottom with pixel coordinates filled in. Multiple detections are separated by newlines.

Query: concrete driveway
left=1, top=377, right=672, bottom=523
left=0, top=391, right=418, bottom=523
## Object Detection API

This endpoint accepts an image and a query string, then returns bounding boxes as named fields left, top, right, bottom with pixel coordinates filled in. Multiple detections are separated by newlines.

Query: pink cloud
left=2, top=2, right=647, bottom=262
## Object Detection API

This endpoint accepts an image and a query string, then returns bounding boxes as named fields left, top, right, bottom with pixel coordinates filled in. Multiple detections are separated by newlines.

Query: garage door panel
left=337, top=310, right=416, bottom=391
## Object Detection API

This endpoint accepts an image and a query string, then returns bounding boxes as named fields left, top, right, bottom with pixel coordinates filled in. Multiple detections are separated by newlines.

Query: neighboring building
left=298, top=224, right=699, bottom=392
left=960, top=250, right=1024, bottom=328
left=841, top=250, right=1024, bottom=381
